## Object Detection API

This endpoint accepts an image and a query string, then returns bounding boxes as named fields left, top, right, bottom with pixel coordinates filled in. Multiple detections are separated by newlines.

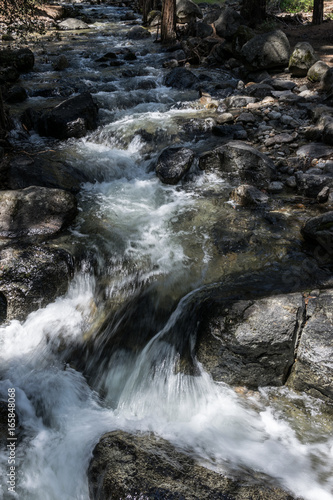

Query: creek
left=0, top=4, right=333, bottom=499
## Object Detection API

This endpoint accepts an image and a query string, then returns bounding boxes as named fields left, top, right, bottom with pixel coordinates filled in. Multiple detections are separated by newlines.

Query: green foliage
left=276, top=0, right=314, bottom=13
left=0, top=0, right=45, bottom=36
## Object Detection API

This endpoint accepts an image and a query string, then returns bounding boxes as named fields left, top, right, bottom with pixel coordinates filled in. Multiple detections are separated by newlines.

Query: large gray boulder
left=0, top=48, right=34, bottom=72
left=5, top=154, right=89, bottom=194
left=88, top=430, right=296, bottom=500
left=241, top=30, right=290, bottom=70
left=214, top=7, right=243, bottom=39
left=156, top=147, right=195, bottom=184
left=196, top=293, right=304, bottom=388
left=288, top=42, right=318, bottom=77
left=58, top=18, right=90, bottom=30
left=301, top=211, right=333, bottom=256
left=176, top=0, right=202, bottom=24
left=37, top=92, right=98, bottom=140
left=0, top=245, right=73, bottom=322
left=321, top=67, right=333, bottom=92
left=164, top=67, right=199, bottom=89
left=0, top=186, right=77, bottom=238
left=199, top=140, right=276, bottom=189
left=288, top=290, right=333, bottom=401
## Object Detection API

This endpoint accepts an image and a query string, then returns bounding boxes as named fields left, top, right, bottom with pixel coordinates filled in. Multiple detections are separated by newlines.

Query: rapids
left=0, top=4, right=332, bottom=500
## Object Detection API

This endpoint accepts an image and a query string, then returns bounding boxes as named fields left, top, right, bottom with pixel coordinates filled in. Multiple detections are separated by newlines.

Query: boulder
left=0, top=245, right=73, bottom=322
left=4, top=154, right=89, bottom=193
left=4, top=86, right=28, bottom=104
left=301, top=211, right=333, bottom=256
left=241, top=30, right=290, bottom=70
left=58, top=18, right=90, bottom=30
left=288, top=42, right=318, bottom=77
left=321, top=67, right=333, bottom=92
left=156, top=147, right=195, bottom=184
left=147, top=10, right=161, bottom=26
left=295, top=171, right=333, bottom=198
left=52, top=55, right=69, bottom=71
left=127, top=26, right=151, bottom=39
left=195, top=21, right=213, bottom=38
left=288, top=290, right=333, bottom=401
left=214, top=7, right=243, bottom=39
left=0, top=186, right=77, bottom=238
left=164, top=67, right=199, bottom=89
left=0, top=48, right=34, bottom=72
left=307, top=60, right=329, bottom=83
left=230, top=184, right=269, bottom=206
left=196, top=293, right=304, bottom=388
left=88, top=430, right=296, bottom=500
left=37, top=92, right=98, bottom=140
left=199, top=141, right=276, bottom=189
left=296, top=142, right=333, bottom=159
left=176, top=0, right=202, bottom=24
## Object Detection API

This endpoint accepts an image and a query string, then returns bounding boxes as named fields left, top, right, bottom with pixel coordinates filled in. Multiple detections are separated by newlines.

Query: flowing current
left=1, top=4, right=333, bottom=499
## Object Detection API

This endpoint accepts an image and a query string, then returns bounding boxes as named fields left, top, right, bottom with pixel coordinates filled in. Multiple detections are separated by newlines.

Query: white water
left=1, top=4, right=333, bottom=500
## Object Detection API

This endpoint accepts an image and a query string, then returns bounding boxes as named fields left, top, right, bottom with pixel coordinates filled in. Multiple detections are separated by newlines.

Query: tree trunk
left=142, top=0, right=153, bottom=25
left=241, top=0, right=266, bottom=25
left=161, top=0, right=176, bottom=43
left=312, top=0, right=324, bottom=25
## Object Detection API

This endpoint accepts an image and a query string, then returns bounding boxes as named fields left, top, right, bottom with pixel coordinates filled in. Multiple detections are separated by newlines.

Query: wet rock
left=196, top=293, right=304, bottom=388
left=214, top=7, right=243, bottom=39
left=241, top=30, right=290, bottom=70
left=5, top=154, right=89, bottom=193
left=176, top=0, right=202, bottom=24
left=156, top=147, right=195, bottom=184
left=164, top=67, right=199, bottom=89
left=0, top=48, right=34, bottom=72
left=301, top=211, right=333, bottom=255
left=4, top=86, right=28, bottom=104
left=288, top=42, right=317, bottom=77
left=0, top=186, right=77, bottom=239
left=52, top=55, right=69, bottom=71
left=37, top=92, right=98, bottom=140
left=0, top=245, right=73, bottom=322
left=199, top=140, right=276, bottom=189
left=295, top=172, right=333, bottom=198
left=230, top=184, right=269, bottom=206
left=288, top=290, right=333, bottom=401
left=307, top=60, right=329, bottom=83
left=58, top=18, right=90, bottom=30
left=127, top=26, right=151, bottom=39
left=88, top=430, right=296, bottom=500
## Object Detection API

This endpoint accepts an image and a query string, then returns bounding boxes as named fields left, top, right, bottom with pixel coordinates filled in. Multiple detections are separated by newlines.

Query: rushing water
left=1, top=4, right=333, bottom=500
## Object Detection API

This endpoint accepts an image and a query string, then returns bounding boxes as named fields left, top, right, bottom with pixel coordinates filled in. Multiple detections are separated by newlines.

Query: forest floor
left=274, top=1, right=333, bottom=64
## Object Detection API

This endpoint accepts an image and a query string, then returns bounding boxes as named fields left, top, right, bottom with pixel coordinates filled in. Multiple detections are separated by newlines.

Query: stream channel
left=0, top=4, right=333, bottom=499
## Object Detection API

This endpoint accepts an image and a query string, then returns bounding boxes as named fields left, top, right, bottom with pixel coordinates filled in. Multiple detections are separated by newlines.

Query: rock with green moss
left=307, top=60, right=329, bottom=83
left=288, top=42, right=317, bottom=77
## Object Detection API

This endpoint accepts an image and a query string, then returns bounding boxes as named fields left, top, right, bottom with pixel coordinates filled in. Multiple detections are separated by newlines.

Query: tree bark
left=312, top=0, right=324, bottom=25
left=161, top=0, right=176, bottom=43
left=241, top=0, right=266, bottom=25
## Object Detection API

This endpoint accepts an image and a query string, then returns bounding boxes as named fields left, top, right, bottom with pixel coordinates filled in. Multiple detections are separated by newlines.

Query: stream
left=0, top=4, right=333, bottom=499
